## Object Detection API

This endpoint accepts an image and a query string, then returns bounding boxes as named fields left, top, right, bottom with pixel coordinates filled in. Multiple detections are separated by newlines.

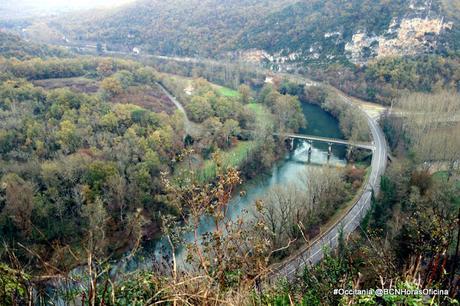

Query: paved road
left=269, top=89, right=388, bottom=280
left=48, top=44, right=389, bottom=280
left=154, top=61, right=388, bottom=280
left=139, top=57, right=388, bottom=280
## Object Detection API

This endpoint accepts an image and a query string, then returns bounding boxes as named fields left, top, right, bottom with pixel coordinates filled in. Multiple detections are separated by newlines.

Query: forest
left=7, top=0, right=460, bottom=108
left=0, top=31, right=69, bottom=60
left=0, top=56, right=186, bottom=273
left=0, top=34, right=383, bottom=304
left=306, top=53, right=460, bottom=105
left=2, top=47, right=457, bottom=304
left=0, top=40, right=317, bottom=290
left=0, top=0, right=459, bottom=303
left=14, top=0, right=459, bottom=63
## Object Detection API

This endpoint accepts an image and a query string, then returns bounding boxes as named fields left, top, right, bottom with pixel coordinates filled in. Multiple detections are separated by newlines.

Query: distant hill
left=42, top=0, right=297, bottom=56
left=0, top=0, right=133, bottom=19
left=0, top=31, right=69, bottom=60
left=22, top=0, right=460, bottom=64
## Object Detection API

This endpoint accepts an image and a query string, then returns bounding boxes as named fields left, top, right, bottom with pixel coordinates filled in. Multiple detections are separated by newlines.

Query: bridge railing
left=273, top=133, right=375, bottom=150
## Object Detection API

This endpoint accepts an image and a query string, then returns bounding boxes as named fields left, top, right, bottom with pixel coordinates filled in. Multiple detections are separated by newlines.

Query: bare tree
left=395, top=91, right=460, bottom=174
left=258, top=167, right=346, bottom=252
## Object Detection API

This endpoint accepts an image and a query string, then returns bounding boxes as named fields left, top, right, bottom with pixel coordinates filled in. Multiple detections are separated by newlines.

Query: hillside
left=0, top=0, right=132, bottom=19
left=43, top=0, right=298, bottom=56
left=239, top=0, right=456, bottom=65
left=0, top=31, right=69, bottom=60
left=0, top=6, right=459, bottom=302
left=24, top=0, right=459, bottom=64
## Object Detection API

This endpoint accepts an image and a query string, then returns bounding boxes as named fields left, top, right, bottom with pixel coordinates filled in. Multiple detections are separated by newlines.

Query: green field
left=173, top=141, right=258, bottom=183
left=247, top=103, right=265, bottom=118
left=217, top=86, right=239, bottom=97
left=247, top=103, right=273, bottom=128
left=197, top=141, right=256, bottom=182
left=197, top=104, right=271, bottom=182
left=173, top=102, right=271, bottom=183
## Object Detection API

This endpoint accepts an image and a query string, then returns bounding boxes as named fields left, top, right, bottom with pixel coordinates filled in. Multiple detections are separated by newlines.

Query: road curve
left=151, top=61, right=388, bottom=281
left=105, top=50, right=389, bottom=279
left=151, top=62, right=388, bottom=281
left=269, top=86, right=388, bottom=281
left=43, top=44, right=388, bottom=293
left=156, top=82, right=202, bottom=138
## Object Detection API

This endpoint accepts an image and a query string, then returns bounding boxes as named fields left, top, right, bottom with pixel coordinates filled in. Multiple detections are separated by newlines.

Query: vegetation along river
left=120, top=101, right=348, bottom=270
left=186, top=102, right=347, bottom=239
left=50, top=101, right=349, bottom=304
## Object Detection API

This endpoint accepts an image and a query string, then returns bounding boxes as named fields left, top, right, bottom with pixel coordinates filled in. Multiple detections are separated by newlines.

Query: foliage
left=44, top=0, right=459, bottom=62
left=259, top=167, right=353, bottom=259
left=383, top=90, right=460, bottom=170
left=195, top=141, right=256, bottom=183
left=302, top=84, right=370, bottom=142
left=0, top=32, right=68, bottom=60
left=257, top=83, right=306, bottom=132
left=0, top=56, right=142, bottom=81
left=0, top=263, right=29, bottom=306
left=321, top=94, right=370, bottom=142
left=186, top=95, right=213, bottom=123
left=152, top=57, right=266, bottom=90
left=0, top=56, right=184, bottom=273
left=49, top=0, right=298, bottom=57
left=308, top=54, right=460, bottom=105
left=261, top=160, right=459, bottom=304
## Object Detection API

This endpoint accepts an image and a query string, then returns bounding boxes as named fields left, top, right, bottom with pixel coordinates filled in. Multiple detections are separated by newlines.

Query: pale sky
left=29, top=0, right=133, bottom=8
left=15, top=0, right=133, bottom=9
left=1, top=0, right=134, bottom=18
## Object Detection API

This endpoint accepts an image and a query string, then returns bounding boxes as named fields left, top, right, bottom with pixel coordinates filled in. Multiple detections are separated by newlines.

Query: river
left=111, top=101, right=348, bottom=273
left=51, top=102, right=348, bottom=303
left=187, top=102, right=347, bottom=238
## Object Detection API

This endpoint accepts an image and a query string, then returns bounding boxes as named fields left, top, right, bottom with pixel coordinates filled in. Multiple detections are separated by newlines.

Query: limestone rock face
left=345, top=17, right=453, bottom=65
left=234, top=0, right=455, bottom=67
left=376, top=18, right=453, bottom=58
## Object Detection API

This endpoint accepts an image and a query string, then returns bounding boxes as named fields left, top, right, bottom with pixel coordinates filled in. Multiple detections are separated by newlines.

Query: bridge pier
left=327, top=142, right=332, bottom=161
left=273, top=133, right=374, bottom=151
left=346, top=146, right=353, bottom=161
left=307, top=141, right=312, bottom=163
left=285, top=137, right=295, bottom=151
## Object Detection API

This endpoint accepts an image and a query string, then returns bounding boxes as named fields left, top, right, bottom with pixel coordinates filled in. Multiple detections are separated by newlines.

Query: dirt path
left=156, top=82, right=202, bottom=138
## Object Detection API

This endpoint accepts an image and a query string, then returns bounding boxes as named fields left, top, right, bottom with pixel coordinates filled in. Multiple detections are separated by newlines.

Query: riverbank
left=269, top=77, right=388, bottom=280
left=22, top=57, right=382, bottom=304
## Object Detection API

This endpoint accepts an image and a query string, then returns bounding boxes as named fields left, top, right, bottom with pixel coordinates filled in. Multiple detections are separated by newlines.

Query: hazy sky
left=1, top=0, right=134, bottom=18
left=26, top=0, right=132, bottom=8
left=13, top=0, right=133, bottom=9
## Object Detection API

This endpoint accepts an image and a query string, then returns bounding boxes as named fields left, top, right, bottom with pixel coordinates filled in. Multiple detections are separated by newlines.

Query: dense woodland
left=0, top=31, right=69, bottom=60
left=0, top=39, right=311, bottom=281
left=266, top=90, right=460, bottom=305
left=306, top=53, right=460, bottom=105
left=239, top=0, right=410, bottom=57
left=24, top=0, right=457, bottom=63
left=0, top=56, right=186, bottom=273
left=5, top=0, right=459, bottom=108
left=46, top=0, right=298, bottom=56
left=0, top=35, right=379, bottom=304
left=0, top=1, right=459, bottom=304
